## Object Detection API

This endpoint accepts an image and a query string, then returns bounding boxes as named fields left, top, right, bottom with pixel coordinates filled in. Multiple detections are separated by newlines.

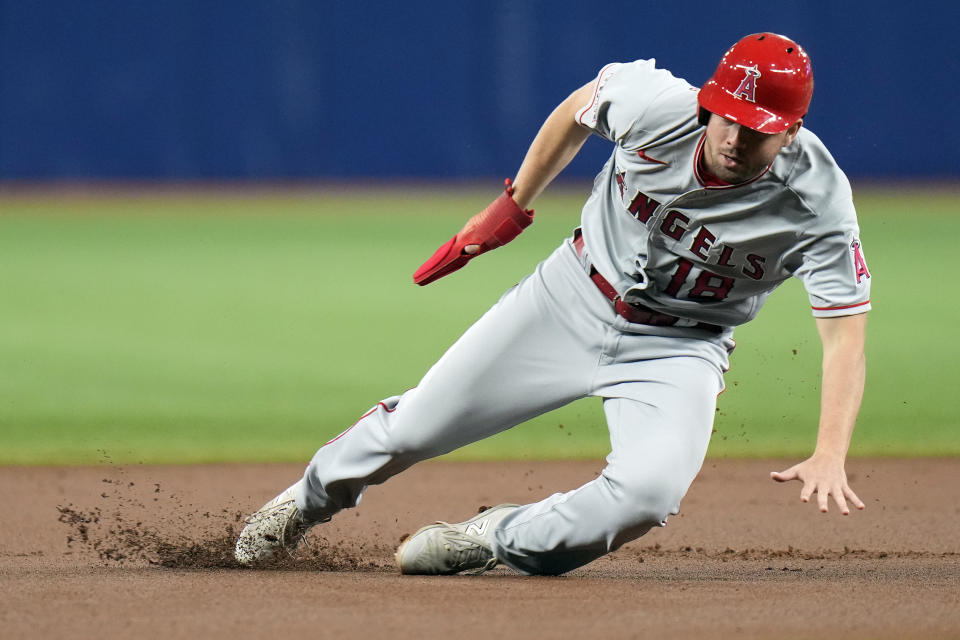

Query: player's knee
left=606, top=472, right=684, bottom=528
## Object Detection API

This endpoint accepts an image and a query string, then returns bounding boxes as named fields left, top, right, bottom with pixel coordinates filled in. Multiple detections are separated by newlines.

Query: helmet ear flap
left=698, top=107, right=712, bottom=128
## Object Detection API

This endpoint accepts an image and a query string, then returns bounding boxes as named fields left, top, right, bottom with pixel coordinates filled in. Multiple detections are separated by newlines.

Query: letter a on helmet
left=698, top=33, right=813, bottom=134
left=732, top=65, right=760, bottom=102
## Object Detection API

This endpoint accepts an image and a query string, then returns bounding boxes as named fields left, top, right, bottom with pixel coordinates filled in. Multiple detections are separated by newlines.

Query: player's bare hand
left=770, top=455, right=865, bottom=515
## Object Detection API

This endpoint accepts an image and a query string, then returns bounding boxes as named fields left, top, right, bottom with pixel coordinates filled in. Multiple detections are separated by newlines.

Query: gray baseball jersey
left=287, top=58, right=872, bottom=576
left=576, top=59, right=871, bottom=329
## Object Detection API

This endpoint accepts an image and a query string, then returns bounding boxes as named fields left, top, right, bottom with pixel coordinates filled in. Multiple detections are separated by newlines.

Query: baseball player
left=235, top=33, right=870, bottom=576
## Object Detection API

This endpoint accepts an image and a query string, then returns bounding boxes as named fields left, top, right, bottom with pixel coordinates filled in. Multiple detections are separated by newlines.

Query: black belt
left=573, top=231, right=723, bottom=334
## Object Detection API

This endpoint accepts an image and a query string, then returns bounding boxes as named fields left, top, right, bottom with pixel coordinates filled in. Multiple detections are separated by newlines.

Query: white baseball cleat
left=395, top=504, right=519, bottom=575
left=234, top=480, right=327, bottom=566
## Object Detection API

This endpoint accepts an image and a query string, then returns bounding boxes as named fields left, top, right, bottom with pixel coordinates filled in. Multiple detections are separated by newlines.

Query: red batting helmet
left=698, top=33, right=813, bottom=134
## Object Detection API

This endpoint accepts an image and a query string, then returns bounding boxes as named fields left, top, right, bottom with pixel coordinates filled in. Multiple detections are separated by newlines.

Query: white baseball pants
left=299, top=238, right=731, bottom=575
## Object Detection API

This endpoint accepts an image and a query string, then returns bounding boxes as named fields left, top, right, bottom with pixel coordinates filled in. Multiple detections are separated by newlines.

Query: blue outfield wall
left=0, top=1, right=956, bottom=181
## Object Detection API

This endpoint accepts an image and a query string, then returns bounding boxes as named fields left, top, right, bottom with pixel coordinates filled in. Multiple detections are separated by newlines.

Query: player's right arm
left=413, top=82, right=595, bottom=286
left=771, top=313, right=867, bottom=514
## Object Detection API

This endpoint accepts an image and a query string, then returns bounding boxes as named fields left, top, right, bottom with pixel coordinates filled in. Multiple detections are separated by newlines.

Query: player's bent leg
left=490, top=354, right=723, bottom=575
left=490, top=472, right=684, bottom=575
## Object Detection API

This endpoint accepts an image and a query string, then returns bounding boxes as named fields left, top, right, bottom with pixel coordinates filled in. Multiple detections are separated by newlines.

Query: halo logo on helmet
left=732, top=65, right=760, bottom=103
left=697, top=33, right=814, bottom=134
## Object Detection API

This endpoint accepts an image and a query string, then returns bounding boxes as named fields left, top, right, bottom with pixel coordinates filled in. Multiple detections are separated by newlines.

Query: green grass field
left=1, top=184, right=957, bottom=465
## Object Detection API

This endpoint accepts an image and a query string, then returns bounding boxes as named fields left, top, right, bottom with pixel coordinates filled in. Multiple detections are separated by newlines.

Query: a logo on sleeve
left=852, top=239, right=871, bottom=284
left=732, top=65, right=761, bottom=103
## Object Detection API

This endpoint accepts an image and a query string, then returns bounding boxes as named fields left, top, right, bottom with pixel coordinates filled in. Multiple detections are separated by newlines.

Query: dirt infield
left=1, top=459, right=957, bottom=639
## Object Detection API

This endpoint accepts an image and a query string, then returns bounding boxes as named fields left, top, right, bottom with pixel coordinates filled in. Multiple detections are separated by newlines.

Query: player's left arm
left=412, top=83, right=594, bottom=285
left=771, top=312, right=867, bottom=515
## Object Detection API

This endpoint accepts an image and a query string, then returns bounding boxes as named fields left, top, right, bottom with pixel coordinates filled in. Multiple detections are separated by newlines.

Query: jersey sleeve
left=784, top=132, right=872, bottom=318
left=792, top=206, right=872, bottom=318
left=575, top=59, right=693, bottom=146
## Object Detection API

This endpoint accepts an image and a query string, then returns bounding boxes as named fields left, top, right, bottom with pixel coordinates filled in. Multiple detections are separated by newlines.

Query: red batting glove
left=413, top=179, right=534, bottom=286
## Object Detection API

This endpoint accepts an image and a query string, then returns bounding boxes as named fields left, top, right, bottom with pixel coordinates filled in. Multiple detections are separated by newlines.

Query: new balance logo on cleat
left=463, top=519, right=489, bottom=538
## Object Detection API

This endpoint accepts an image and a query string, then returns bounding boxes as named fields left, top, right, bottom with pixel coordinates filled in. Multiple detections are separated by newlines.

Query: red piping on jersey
left=811, top=300, right=871, bottom=311
left=693, top=133, right=771, bottom=189
left=577, top=63, right=617, bottom=126
left=323, top=401, right=397, bottom=447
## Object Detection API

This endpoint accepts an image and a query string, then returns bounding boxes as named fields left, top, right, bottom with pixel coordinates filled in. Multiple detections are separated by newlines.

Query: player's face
left=702, top=115, right=801, bottom=184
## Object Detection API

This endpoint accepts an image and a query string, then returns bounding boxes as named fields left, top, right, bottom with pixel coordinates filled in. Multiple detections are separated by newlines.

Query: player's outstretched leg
left=234, top=242, right=599, bottom=566
left=302, top=246, right=607, bottom=512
